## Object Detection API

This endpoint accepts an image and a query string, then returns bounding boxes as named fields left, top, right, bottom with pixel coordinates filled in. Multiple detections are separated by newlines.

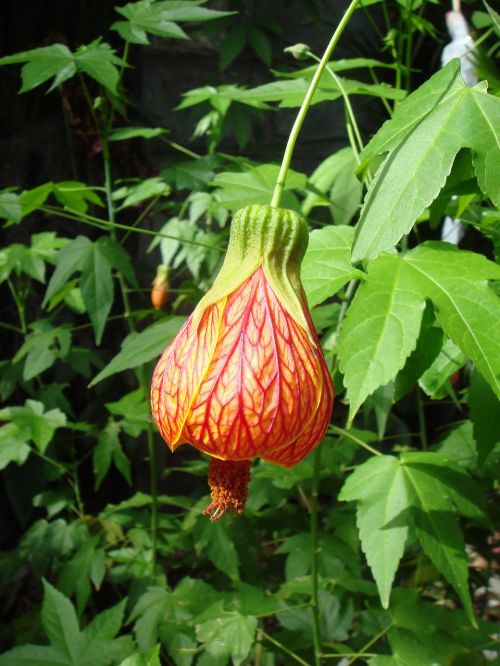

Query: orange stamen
left=203, top=459, right=252, bottom=521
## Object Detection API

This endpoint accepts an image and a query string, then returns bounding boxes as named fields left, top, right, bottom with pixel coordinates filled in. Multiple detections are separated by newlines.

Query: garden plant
left=0, top=0, right=499, bottom=664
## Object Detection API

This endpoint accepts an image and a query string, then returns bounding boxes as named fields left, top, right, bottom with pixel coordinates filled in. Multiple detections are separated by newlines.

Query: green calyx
left=193, top=204, right=312, bottom=337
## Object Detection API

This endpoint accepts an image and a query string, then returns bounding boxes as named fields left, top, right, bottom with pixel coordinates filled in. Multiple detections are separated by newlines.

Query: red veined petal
left=150, top=301, right=225, bottom=449
left=181, top=268, right=324, bottom=459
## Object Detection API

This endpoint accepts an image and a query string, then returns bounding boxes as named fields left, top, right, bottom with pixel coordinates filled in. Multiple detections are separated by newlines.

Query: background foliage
left=0, top=0, right=499, bottom=664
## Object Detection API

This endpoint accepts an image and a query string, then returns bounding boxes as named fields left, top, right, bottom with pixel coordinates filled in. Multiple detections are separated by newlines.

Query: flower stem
left=310, top=446, right=322, bottom=666
left=271, top=0, right=362, bottom=208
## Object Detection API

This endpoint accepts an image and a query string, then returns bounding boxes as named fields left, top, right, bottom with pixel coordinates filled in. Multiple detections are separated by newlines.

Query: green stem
left=261, top=631, right=311, bottom=666
left=310, top=446, right=322, bottom=666
left=321, top=653, right=377, bottom=659
left=7, top=279, right=27, bottom=334
left=330, top=426, right=381, bottom=457
left=368, top=67, right=393, bottom=116
left=254, top=625, right=264, bottom=666
left=146, top=404, right=159, bottom=582
left=343, top=622, right=393, bottom=666
left=270, top=0, right=362, bottom=208
left=121, top=193, right=162, bottom=244
left=256, top=601, right=312, bottom=618
left=38, top=204, right=223, bottom=250
left=404, top=0, right=414, bottom=94
left=0, top=320, right=23, bottom=334
left=416, top=388, right=427, bottom=449
left=316, top=57, right=364, bottom=156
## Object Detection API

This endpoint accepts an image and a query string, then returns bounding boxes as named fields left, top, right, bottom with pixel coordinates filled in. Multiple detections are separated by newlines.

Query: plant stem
left=146, top=397, right=159, bottom=582
left=309, top=54, right=365, bottom=157
left=7, top=279, right=27, bottom=334
left=38, top=204, right=223, bottom=250
left=343, top=621, right=393, bottom=665
left=330, top=426, right=382, bottom=457
left=310, top=446, right=322, bottom=666
left=121, top=193, right=163, bottom=244
left=261, top=631, right=311, bottom=666
left=416, top=387, right=428, bottom=449
left=271, top=0, right=362, bottom=208
left=255, top=625, right=264, bottom=666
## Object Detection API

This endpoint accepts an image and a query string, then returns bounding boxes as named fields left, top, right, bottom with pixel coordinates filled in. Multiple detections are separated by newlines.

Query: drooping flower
left=151, top=204, right=334, bottom=520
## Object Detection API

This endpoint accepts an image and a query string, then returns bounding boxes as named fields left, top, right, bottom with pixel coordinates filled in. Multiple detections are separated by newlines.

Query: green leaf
left=0, top=41, right=124, bottom=95
left=130, top=587, right=174, bottom=651
left=301, top=226, right=364, bottom=308
left=0, top=44, right=76, bottom=93
left=52, top=181, right=103, bottom=214
left=247, top=25, right=271, bottom=65
left=82, top=599, right=126, bottom=643
left=93, top=420, right=131, bottom=488
left=113, top=177, right=170, bottom=209
left=0, top=645, right=70, bottom=666
left=381, top=627, right=447, bottom=666
left=43, top=236, right=117, bottom=343
left=339, top=456, right=408, bottom=608
left=0, top=191, right=22, bottom=223
left=79, top=599, right=130, bottom=666
left=196, top=611, right=257, bottom=665
left=404, top=242, right=500, bottom=397
left=41, top=580, right=83, bottom=662
left=236, top=74, right=405, bottom=108
left=58, top=537, right=100, bottom=615
left=118, top=646, right=161, bottom=666
left=112, top=0, right=233, bottom=44
left=352, top=61, right=500, bottom=261
left=74, top=42, right=124, bottom=95
left=195, top=519, right=239, bottom=581
left=106, top=389, right=149, bottom=437
left=89, top=316, right=186, bottom=386
left=394, top=305, right=444, bottom=401
left=109, top=127, right=169, bottom=141
left=13, top=322, right=71, bottom=380
left=338, top=254, right=425, bottom=419
left=0, top=400, right=66, bottom=454
left=79, top=242, right=114, bottom=344
left=0, top=423, right=31, bottom=470
left=219, top=24, right=246, bottom=71
left=212, top=164, right=306, bottom=211
left=469, top=369, right=500, bottom=466
left=44, top=236, right=93, bottom=305
left=95, top=236, right=138, bottom=287
left=359, top=61, right=465, bottom=170
left=302, top=147, right=362, bottom=225
left=112, top=1, right=188, bottom=44
left=19, top=182, right=54, bottom=216
left=418, top=336, right=465, bottom=399
left=400, top=455, right=474, bottom=623
left=437, top=421, right=477, bottom=470
left=403, top=451, right=488, bottom=526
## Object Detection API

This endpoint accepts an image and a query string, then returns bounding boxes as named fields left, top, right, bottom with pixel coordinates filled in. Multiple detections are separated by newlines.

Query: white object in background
left=441, top=215, right=465, bottom=245
left=440, top=9, right=477, bottom=246
left=441, top=11, right=478, bottom=87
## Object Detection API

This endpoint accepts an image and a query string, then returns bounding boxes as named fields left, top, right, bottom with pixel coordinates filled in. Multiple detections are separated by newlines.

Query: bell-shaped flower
left=151, top=204, right=334, bottom=519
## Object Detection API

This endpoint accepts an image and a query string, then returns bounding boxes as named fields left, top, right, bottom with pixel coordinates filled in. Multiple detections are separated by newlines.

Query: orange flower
left=151, top=204, right=334, bottom=520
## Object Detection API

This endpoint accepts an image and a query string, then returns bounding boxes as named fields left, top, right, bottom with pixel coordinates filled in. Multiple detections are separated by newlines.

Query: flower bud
left=151, top=265, right=169, bottom=310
